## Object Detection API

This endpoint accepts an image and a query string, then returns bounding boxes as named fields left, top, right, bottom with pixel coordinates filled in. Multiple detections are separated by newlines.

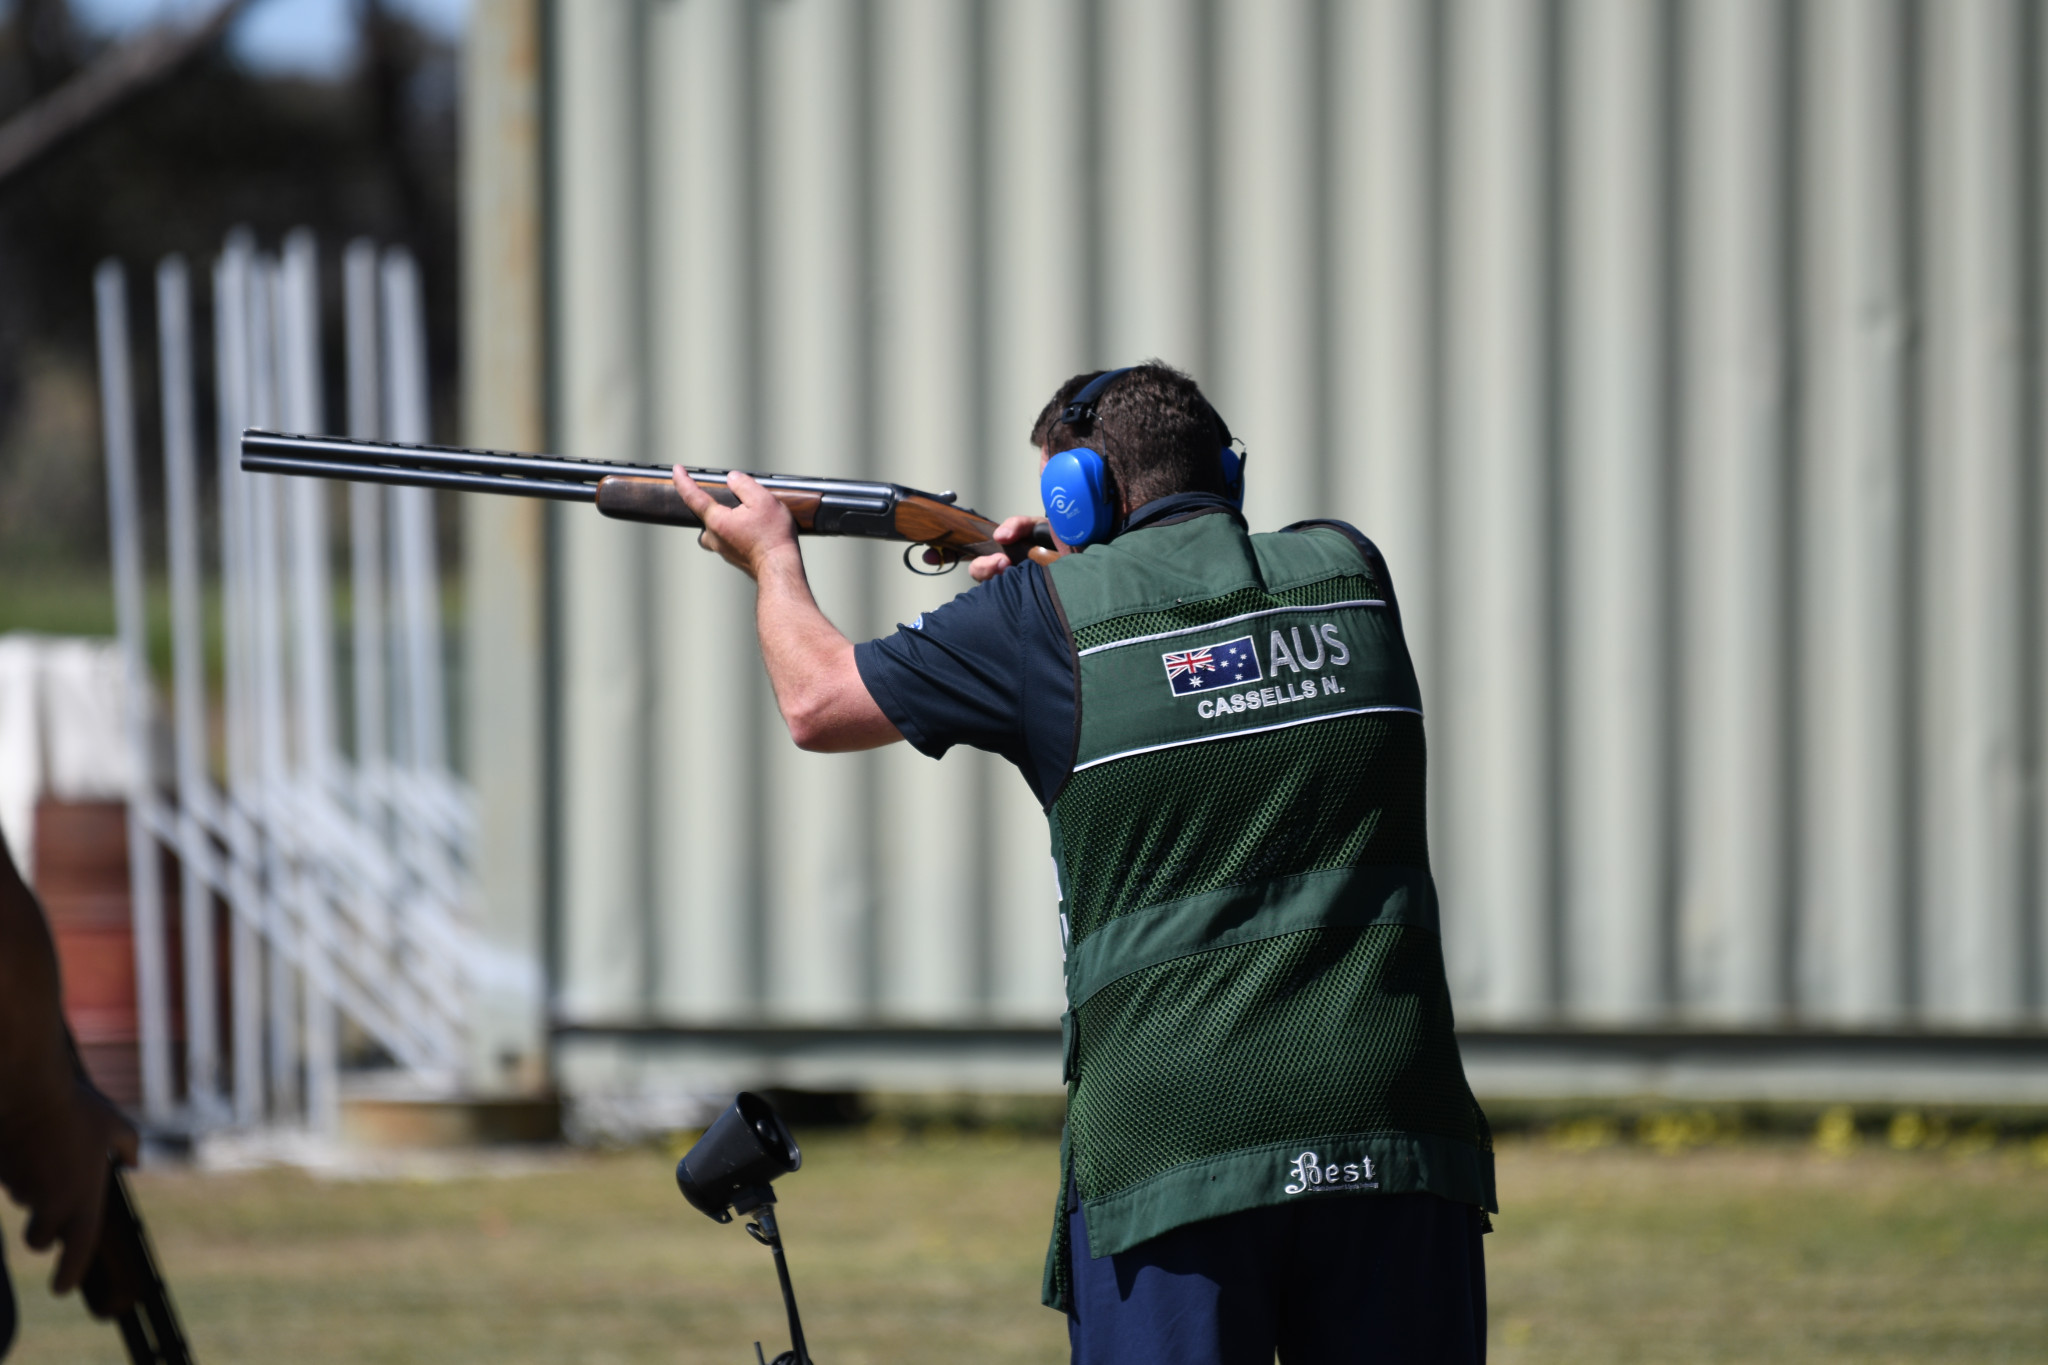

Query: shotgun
left=82, top=1163, right=193, bottom=1365
left=240, top=430, right=1058, bottom=572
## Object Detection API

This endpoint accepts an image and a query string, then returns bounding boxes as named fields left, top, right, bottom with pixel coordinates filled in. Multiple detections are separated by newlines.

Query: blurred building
left=462, top=0, right=2048, bottom=1109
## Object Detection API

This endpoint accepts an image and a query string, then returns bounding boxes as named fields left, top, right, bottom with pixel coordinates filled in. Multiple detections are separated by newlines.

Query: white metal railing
left=94, top=229, right=494, bottom=1133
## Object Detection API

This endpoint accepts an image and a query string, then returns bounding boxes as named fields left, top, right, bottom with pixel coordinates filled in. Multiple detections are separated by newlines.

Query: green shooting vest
left=1041, top=510, right=1494, bottom=1311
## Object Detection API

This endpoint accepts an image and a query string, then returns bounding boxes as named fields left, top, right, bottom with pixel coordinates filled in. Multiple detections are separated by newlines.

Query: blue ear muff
left=1219, top=445, right=1245, bottom=510
left=1041, top=447, right=1117, bottom=547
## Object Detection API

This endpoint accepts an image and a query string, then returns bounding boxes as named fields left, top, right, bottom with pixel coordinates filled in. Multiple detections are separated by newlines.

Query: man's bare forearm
left=754, top=545, right=900, bottom=752
left=670, top=465, right=902, bottom=752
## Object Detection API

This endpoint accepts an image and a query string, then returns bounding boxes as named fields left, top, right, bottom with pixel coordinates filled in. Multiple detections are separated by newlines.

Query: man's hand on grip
left=968, top=516, right=1050, bottom=582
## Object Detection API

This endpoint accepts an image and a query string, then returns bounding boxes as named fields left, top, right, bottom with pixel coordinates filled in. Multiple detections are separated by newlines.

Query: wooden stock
left=595, top=475, right=1061, bottom=566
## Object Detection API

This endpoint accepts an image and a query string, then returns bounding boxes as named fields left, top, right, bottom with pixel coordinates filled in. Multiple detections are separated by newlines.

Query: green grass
left=5, top=1130, right=2047, bottom=1364
left=0, top=566, right=120, bottom=641
left=1487, top=1139, right=2048, bottom=1364
left=0, top=565, right=211, bottom=693
left=5, top=1131, right=1066, bottom=1365
left=0, top=565, right=464, bottom=684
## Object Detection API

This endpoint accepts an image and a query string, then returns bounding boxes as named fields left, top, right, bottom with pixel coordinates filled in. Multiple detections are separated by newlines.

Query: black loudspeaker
left=675, top=1093, right=817, bottom=1364
left=677, top=1092, right=803, bottom=1223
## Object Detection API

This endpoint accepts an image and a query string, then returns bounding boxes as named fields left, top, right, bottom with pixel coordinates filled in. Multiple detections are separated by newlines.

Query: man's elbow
left=783, top=696, right=841, bottom=752
left=784, top=693, right=895, bottom=753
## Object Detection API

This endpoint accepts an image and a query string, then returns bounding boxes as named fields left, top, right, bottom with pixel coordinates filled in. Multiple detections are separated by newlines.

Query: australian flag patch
left=1162, top=635, right=1262, bottom=697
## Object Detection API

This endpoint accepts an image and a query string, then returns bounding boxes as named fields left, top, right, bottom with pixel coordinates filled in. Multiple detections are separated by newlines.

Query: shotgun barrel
left=239, top=430, right=1056, bottom=568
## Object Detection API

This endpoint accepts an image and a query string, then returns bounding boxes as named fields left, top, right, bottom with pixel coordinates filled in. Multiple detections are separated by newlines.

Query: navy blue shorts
left=1067, top=1189, right=1486, bottom=1365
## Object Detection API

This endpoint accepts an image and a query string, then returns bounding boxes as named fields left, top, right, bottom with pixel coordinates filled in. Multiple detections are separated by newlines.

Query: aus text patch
left=1071, top=602, right=1422, bottom=772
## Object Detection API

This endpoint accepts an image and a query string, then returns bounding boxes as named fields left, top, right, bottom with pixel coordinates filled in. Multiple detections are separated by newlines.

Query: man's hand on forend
left=672, top=466, right=800, bottom=579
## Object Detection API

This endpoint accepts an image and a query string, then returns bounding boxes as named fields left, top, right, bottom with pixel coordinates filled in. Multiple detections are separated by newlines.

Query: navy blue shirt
left=854, top=494, right=1245, bottom=806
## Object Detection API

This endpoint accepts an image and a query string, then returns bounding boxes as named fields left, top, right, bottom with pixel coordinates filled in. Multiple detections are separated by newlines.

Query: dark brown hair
left=1028, top=361, right=1232, bottom=509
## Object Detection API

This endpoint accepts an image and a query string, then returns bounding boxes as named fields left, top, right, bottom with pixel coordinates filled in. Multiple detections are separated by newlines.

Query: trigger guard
left=904, top=543, right=958, bottom=576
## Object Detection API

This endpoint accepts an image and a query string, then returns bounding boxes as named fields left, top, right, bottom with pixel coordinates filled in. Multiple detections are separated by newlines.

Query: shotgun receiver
left=240, top=430, right=1058, bottom=572
left=82, top=1164, right=194, bottom=1364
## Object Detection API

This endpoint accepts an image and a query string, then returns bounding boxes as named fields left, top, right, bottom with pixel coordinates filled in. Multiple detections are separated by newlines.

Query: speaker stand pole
left=744, top=1197, right=812, bottom=1365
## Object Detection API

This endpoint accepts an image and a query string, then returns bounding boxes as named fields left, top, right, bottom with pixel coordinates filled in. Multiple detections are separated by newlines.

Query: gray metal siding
left=522, top=0, right=2047, bottom=1044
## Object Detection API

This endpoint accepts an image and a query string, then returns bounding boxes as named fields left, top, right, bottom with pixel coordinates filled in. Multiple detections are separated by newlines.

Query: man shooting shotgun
left=246, top=361, right=1496, bottom=1362
left=672, top=363, right=1495, bottom=1364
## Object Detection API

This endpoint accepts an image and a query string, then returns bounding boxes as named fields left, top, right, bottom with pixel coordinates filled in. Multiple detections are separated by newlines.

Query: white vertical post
left=344, top=238, right=409, bottom=1066
left=214, top=236, right=267, bottom=1125
left=1441, top=0, right=1556, bottom=1021
left=380, top=250, right=447, bottom=776
left=96, top=260, right=175, bottom=1122
left=280, top=230, right=340, bottom=1130
left=156, top=256, right=221, bottom=1111
left=344, top=241, right=389, bottom=818
left=1947, top=0, right=2027, bottom=1024
left=0, top=640, right=43, bottom=883
left=382, top=245, right=456, bottom=1074
left=282, top=232, right=340, bottom=781
left=385, top=484, right=414, bottom=771
left=1562, top=0, right=1670, bottom=1020
left=1828, top=0, right=1911, bottom=1023
left=1683, top=0, right=1792, bottom=1021
left=250, top=257, right=300, bottom=1117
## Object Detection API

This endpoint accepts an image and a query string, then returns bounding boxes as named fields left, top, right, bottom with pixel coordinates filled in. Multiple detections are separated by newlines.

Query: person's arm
left=672, top=467, right=903, bottom=752
left=0, top=839, right=139, bottom=1294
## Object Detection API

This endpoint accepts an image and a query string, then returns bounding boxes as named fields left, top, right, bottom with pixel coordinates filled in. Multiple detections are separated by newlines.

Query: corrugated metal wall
left=531, top=0, right=2047, bottom=1046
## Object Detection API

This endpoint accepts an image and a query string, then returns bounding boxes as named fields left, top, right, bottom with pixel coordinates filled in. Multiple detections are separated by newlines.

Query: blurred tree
left=0, top=0, right=459, bottom=572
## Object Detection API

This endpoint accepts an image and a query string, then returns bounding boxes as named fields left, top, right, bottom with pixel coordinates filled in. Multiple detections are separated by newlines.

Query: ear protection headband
left=1038, top=368, right=1247, bottom=549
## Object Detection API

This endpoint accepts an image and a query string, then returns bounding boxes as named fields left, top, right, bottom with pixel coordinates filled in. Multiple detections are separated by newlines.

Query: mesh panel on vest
left=1057, top=712, right=1429, bottom=944
left=1069, top=925, right=1491, bottom=1200
left=1068, top=573, right=1381, bottom=653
